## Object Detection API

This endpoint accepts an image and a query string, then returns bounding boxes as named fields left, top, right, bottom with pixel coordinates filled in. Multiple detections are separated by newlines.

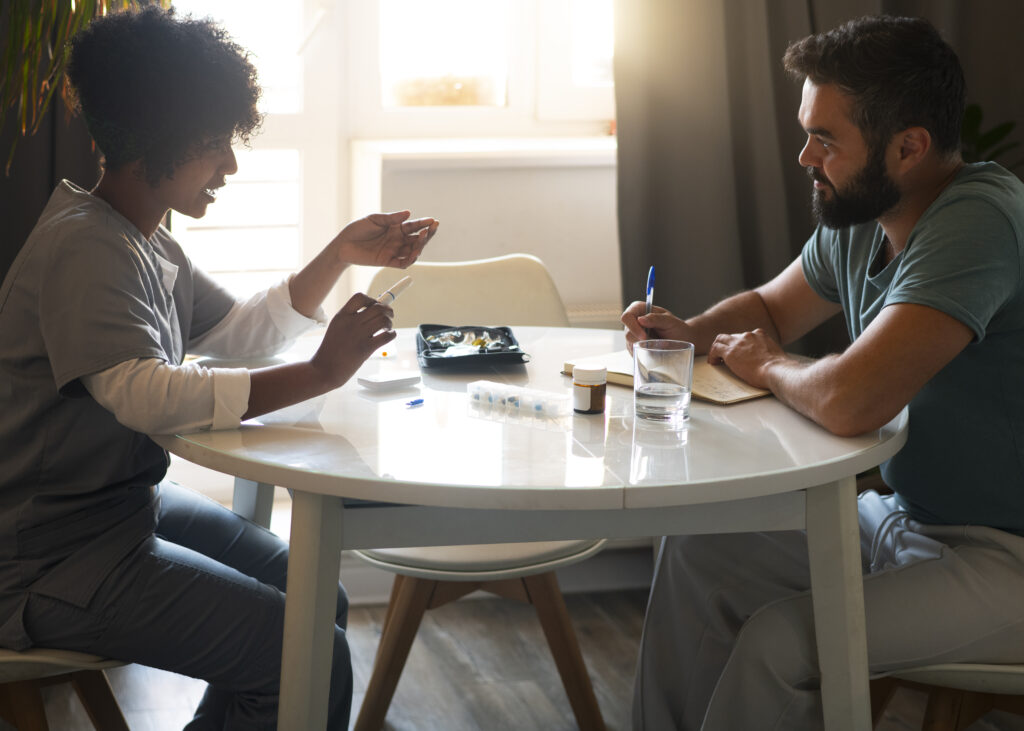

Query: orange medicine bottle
left=573, top=364, right=607, bottom=414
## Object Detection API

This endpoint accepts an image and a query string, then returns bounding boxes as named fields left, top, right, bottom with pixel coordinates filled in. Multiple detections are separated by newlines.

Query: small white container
left=573, top=364, right=607, bottom=414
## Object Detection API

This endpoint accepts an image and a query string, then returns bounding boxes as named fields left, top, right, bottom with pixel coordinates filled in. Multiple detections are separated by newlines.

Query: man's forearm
left=760, top=353, right=898, bottom=437
left=711, top=302, right=973, bottom=437
left=685, top=290, right=781, bottom=353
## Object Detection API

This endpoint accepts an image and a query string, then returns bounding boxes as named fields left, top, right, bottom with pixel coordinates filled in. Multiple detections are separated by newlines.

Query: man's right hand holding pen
left=622, top=301, right=694, bottom=352
left=623, top=263, right=701, bottom=352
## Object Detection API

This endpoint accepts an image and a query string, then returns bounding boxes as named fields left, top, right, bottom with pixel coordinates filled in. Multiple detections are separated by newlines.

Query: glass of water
left=633, top=340, right=695, bottom=426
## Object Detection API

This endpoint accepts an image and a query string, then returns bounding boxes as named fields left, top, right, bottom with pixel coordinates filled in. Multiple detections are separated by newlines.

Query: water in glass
left=635, top=382, right=690, bottom=422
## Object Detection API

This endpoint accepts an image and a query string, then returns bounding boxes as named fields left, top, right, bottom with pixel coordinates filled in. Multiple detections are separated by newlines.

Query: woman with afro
left=0, top=5, right=437, bottom=729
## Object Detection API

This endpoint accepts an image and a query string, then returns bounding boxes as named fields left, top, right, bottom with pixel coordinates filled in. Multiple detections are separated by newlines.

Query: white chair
left=871, top=664, right=1024, bottom=730
left=0, top=649, right=128, bottom=730
left=354, top=254, right=607, bottom=731
left=366, top=253, right=571, bottom=328
left=859, top=478, right=1024, bottom=730
left=353, top=540, right=608, bottom=731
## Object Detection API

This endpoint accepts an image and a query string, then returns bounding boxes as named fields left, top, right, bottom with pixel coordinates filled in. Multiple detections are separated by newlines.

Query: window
left=570, top=0, right=615, bottom=88
left=168, top=0, right=325, bottom=302
left=537, top=0, right=615, bottom=120
left=172, top=149, right=302, bottom=296
left=164, top=0, right=617, bottom=315
left=173, top=0, right=303, bottom=115
left=379, top=0, right=511, bottom=108
left=348, top=0, right=615, bottom=138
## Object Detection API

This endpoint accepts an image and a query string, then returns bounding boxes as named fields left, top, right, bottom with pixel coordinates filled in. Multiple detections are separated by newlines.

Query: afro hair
left=67, top=4, right=262, bottom=184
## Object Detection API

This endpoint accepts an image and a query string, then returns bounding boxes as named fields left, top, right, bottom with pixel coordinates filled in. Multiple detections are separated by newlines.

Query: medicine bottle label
left=573, top=382, right=606, bottom=414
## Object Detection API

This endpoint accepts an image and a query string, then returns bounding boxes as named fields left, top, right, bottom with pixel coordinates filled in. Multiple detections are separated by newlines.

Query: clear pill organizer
left=466, top=380, right=572, bottom=419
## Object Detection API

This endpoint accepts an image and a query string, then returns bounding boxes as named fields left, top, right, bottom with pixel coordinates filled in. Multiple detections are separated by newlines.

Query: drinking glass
left=633, top=339, right=695, bottom=425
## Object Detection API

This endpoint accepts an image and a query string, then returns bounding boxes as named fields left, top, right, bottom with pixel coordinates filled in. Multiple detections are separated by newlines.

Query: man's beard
left=809, top=146, right=900, bottom=229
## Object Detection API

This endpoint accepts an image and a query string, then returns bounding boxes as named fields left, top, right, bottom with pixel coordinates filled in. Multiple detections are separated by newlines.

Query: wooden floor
left=11, top=590, right=645, bottom=731
left=10, top=587, right=1024, bottom=731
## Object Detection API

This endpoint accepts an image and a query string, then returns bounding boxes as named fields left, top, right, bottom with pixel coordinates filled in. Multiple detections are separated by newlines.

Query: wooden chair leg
left=954, top=693, right=995, bottom=731
left=870, top=677, right=900, bottom=728
left=377, top=574, right=406, bottom=652
left=931, top=688, right=991, bottom=731
left=70, top=670, right=130, bottom=731
left=0, top=679, right=50, bottom=731
left=354, top=576, right=436, bottom=731
left=990, top=691, right=1024, bottom=717
left=920, top=687, right=966, bottom=731
left=523, top=572, right=606, bottom=731
left=0, top=683, right=15, bottom=727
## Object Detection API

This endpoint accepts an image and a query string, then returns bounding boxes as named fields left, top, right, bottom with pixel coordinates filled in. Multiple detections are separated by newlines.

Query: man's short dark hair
left=783, top=15, right=965, bottom=157
left=67, top=5, right=261, bottom=185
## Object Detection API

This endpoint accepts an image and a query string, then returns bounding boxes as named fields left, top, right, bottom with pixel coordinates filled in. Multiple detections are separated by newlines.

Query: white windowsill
left=352, top=136, right=616, bottom=172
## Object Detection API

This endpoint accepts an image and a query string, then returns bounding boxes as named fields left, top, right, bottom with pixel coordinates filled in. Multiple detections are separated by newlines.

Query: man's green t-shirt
left=802, top=162, right=1024, bottom=531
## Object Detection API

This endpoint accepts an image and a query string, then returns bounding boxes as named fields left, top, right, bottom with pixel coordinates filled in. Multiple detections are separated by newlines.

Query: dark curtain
left=614, top=0, right=1024, bottom=357
left=0, top=103, right=101, bottom=284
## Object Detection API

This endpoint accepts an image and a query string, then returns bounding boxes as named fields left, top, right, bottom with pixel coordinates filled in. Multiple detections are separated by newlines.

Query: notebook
left=562, top=350, right=770, bottom=405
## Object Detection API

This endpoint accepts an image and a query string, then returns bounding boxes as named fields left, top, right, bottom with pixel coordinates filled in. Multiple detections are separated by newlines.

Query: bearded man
left=621, top=15, right=1024, bottom=731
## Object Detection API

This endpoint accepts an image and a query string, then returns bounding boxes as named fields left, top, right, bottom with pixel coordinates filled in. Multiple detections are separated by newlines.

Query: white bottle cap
left=573, top=364, right=607, bottom=386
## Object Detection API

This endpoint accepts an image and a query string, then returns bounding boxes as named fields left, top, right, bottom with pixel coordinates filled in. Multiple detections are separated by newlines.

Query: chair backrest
left=367, top=254, right=570, bottom=328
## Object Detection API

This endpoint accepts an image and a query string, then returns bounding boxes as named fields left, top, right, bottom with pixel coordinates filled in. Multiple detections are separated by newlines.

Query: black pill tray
left=416, top=324, right=530, bottom=369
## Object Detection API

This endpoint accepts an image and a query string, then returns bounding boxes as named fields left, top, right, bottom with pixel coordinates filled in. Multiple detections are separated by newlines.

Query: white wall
left=350, top=139, right=623, bottom=328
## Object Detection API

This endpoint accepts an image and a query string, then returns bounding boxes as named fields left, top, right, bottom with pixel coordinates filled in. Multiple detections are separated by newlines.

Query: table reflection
left=630, top=418, right=690, bottom=484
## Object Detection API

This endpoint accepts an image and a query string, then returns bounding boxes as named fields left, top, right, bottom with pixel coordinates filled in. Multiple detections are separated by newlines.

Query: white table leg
left=232, top=477, right=275, bottom=528
left=805, top=476, right=870, bottom=731
left=278, top=491, right=344, bottom=731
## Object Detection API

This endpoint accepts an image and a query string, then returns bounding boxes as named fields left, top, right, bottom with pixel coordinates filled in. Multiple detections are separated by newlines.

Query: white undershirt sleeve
left=188, top=275, right=327, bottom=359
left=81, top=358, right=250, bottom=434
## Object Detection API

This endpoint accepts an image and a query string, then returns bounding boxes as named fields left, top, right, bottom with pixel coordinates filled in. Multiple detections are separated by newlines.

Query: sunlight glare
left=379, top=0, right=510, bottom=107
left=571, top=0, right=614, bottom=88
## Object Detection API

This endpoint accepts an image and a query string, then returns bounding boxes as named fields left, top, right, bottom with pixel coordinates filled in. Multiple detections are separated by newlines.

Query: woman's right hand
left=311, top=293, right=396, bottom=388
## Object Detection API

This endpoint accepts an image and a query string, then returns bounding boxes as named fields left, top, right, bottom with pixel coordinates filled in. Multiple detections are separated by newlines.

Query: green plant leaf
left=985, top=141, right=1022, bottom=162
left=1004, top=156, right=1024, bottom=172
left=976, top=121, right=1016, bottom=153
left=1, top=0, right=172, bottom=174
left=962, top=104, right=983, bottom=141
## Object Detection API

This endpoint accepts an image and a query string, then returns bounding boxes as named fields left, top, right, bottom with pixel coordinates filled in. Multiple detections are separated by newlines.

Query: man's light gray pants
left=633, top=490, right=1024, bottom=730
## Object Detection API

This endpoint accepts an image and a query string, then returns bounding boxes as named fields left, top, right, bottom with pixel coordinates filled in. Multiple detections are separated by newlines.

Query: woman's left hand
left=332, top=211, right=439, bottom=268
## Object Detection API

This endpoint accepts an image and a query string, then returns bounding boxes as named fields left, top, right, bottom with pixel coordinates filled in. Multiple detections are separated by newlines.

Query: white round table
left=153, top=326, right=907, bottom=731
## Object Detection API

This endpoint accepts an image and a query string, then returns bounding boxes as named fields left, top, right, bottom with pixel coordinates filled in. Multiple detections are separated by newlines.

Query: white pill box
left=357, top=372, right=422, bottom=391
left=466, top=380, right=571, bottom=420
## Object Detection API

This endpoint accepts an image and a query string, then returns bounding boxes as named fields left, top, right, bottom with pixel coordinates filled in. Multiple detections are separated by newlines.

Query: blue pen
left=644, top=265, right=655, bottom=337
left=406, top=398, right=424, bottom=408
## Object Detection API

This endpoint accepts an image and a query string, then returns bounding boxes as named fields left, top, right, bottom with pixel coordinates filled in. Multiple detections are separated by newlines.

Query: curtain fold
left=614, top=0, right=746, bottom=319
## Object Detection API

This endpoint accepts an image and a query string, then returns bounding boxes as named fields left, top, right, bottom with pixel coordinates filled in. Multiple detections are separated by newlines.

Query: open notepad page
left=562, top=350, right=770, bottom=405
